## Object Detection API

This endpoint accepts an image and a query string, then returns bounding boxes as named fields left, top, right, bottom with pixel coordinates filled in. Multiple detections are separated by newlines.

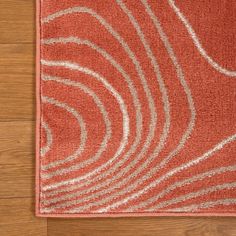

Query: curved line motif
left=42, top=7, right=158, bottom=154
left=168, top=198, right=236, bottom=212
left=41, top=0, right=172, bottom=198
left=129, top=165, right=236, bottom=212
left=41, top=96, right=87, bottom=169
left=41, top=0, right=196, bottom=207
left=42, top=0, right=195, bottom=211
left=42, top=165, right=236, bottom=207
left=149, top=182, right=236, bottom=211
left=68, top=185, right=236, bottom=214
left=41, top=60, right=130, bottom=180
left=41, top=37, right=144, bottom=184
left=168, top=0, right=236, bottom=77
left=39, top=134, right=236, bottom=212
left=41, top=7, right=159, bottom=191
left=40, top=120, right=53, bottom=157
left=41, top=75, right=112, bottom=172
left=39, top=1, right=236, bottom=214
left=96, top=134, right=236, bottom=212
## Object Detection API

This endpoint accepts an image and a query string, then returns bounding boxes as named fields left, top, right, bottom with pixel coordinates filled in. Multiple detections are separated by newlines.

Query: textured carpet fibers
left=36, top=0, right=236, bottom=217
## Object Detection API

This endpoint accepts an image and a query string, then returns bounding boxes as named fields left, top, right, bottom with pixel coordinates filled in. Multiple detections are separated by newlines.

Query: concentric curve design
left=37, top=0, right=236, bottom=216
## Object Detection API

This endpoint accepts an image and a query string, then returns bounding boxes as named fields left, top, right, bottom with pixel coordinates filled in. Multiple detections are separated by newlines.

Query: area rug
left=36, top=0, right=236, bottom=217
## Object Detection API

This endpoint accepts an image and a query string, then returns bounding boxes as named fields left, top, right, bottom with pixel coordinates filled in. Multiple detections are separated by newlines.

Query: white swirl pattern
left=38, top=0, right=236, bottom=215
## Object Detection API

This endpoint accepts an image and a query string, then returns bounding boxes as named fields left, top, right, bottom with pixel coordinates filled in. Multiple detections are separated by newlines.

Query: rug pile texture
left=36, top=0, right=236, bottom=217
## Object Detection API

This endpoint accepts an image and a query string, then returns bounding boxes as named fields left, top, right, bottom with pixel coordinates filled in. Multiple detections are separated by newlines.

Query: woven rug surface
left=36, top=0, right=236, bottom=217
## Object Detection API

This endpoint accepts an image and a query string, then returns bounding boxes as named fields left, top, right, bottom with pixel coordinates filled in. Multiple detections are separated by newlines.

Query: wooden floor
left=0, top=1, right=236, bottom=235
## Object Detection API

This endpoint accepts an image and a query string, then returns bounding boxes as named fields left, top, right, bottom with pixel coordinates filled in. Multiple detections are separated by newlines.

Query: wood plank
left=0, top=44, right=34, bottom=75
left=0, top=121, right=35, bottom=198
left=0, top=0, right=34, bottom=22
left=0, top=0, right=44, bottom=235
left=0, top=74, right=34, bottom=121
left=0, top=43, right=35, bottom=121
left=0, top=163, right=34, bottom=198
left=0, top=0, right=34, bottom=43
left=48, top=217, right=236, bottom=236
left=0, top=121, right=34, bottom=165
left=0, top=198, right=47, bottom=236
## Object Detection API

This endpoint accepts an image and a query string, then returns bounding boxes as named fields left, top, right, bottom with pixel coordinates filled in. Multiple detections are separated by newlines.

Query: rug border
left=35, top=0, right=41, bottom=217
left=35, top=0, right=236, bottom=218
left=36, top=212, right=236, bottom=218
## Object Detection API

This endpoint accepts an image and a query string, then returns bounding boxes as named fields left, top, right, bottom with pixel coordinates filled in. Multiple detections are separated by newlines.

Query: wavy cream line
left=41, top=7, right=158, bottom=192
left=41, top=75, right=111, bottom=172
left=41, top=165, right=236, bottom=212
left=41, top=96, right=87, bottom=168
left=66, top=183, right=236, bottom=214
left=65, top=0, right=172, bottom=211
left=40, top=120, right=53, bottom=157
left=125, top=0, right=236, bottom=212
left=41, top=37, right=143, bottom=181
left=41, top=60, right=130, bottom=183
left=127, top=165, right=236, bottom=211
left=40, top=0, right=194, bottom=210
left=55, top=0, right=197, bottom=212
left=168, top=0, right=236, bottom=77
left=117, top=0, right=197, bottom=211
left=41, top=0, right=196, bottom=208
left=39, top=2, right=235, bottom=214
left=97, top=134, right=236, bottom=212
left=40, top=165, right=236, bottom=213
left=168, top=198, right=236, bottom=212
left=41, top=0, right=171, bottom=205
left=150, top=182, right=236, bottom=211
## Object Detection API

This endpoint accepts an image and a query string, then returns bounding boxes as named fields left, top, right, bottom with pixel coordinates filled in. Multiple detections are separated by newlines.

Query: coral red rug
left=36, top=0, right=236, bottom=217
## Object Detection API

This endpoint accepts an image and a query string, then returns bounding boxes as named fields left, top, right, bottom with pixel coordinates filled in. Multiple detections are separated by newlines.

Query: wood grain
left=0, top=74, right=34, bottom=121
left=0, top=0, right=34, bottom=43
left=0, top=121, right=34, bottom=198
left=0, top=0, right=235, bottom=236
left=0, top=44, right=35, bottom=121
left=0, top=120, right=46, bottom=236
left=0, top=0, right=46, bottom=235
left=48, top=217, right=236, bottom=236
left=0, top=198, right=46, bottom=236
